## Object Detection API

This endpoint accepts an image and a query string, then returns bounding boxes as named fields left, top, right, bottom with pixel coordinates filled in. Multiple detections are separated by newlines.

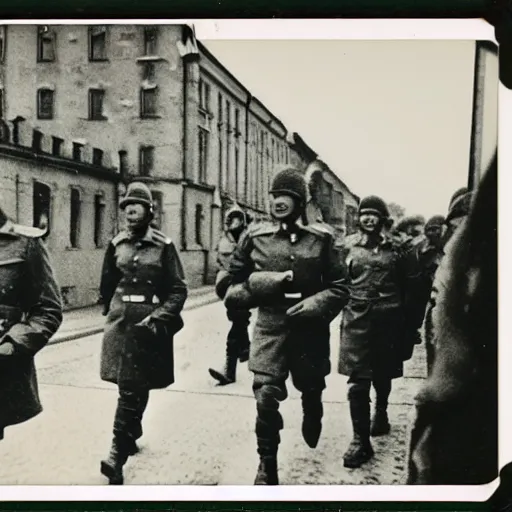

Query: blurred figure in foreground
left=407, top=155, right=497, bottom=484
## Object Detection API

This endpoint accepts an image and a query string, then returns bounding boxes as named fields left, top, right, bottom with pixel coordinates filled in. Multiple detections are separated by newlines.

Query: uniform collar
left=116, top=226, right=158, bottom=245
left=354, top=230, right=390, bottom=248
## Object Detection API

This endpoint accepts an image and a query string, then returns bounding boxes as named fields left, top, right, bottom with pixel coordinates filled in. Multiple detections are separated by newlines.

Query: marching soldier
left=99, top=182, right=188, bottom=485
left=221, top=167, right=347, bottom=485
left=0, top=204, right=63, bottom=440
left=209, top=205, right=251, bottom=385
left=337, top=196, right=411, bottom=468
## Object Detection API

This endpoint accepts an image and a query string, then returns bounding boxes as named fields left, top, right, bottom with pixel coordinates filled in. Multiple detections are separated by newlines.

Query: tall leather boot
left=254, top=438, right=279, bottom=485
left=371, top=379, right=391, bottom=437
left=301, top=391, right=323, bottom=449
left=208, top=347, right=237, bottom=385
left=238, top=330, right=251, bottom=363
left=100, top=436, right=130, bottom=485
left=343, top=390, right=374, bottom=468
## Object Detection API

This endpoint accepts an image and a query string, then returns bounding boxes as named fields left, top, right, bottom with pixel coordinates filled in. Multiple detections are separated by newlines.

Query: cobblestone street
left=0, top=300, right=427, bottom=486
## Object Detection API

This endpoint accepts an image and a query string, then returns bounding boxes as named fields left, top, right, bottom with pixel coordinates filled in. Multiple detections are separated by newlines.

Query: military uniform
left=338, top=196, right=410, bottom=468
left=224, top=168, right=347, bottom=485
left=209, top=205, right=251, bottom=385
left=99, top=183, right=187, bottom=485
left=0, top=216, right=62, bottom=437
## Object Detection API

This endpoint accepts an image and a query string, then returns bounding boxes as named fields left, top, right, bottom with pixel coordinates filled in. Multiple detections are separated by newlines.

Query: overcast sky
left=202, top=39, right=485, bottom=219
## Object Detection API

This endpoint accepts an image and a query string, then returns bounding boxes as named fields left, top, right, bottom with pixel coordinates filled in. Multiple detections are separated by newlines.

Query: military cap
left=270, top=167, right=308, bottom=204
left=120, top=182, right=153, bottom=210
left=358, top=195, right=390, bottom=219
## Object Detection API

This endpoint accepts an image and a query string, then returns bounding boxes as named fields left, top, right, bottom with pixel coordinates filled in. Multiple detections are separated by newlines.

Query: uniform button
left=133, top=256, right=139, bottom=262
left=290, top=255, right=295, bottom=261
left=133, top=278, right=138, bottom=283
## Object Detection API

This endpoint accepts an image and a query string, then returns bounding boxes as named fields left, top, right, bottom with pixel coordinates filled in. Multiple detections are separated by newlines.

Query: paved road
left=0, top=301, right=427, bottom=485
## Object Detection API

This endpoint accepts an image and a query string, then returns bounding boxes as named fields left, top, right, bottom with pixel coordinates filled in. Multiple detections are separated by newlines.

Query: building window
left=89, top=89, right=106, bottom=120
left=73, top=142, right=83, bottom=162
left=0, top=89, right=3, bottom=119
left=33, top=181, right=51, bottom=234
left=37, top=88, right=54, bottom=119
left=143, top=26, right=158, bottom=55
left=198, top=127, right=209, bottom=183
left=89, top=26, right=107, bottom=61
left=142, top=62, right=155, bottom=81
left=92, top=148, right=103, bottom=166
left=37, top=26, right=56, bottom=62
left=52, top=136, right=63, bottom=156
left=151, top=190, right=163, bottom=229
left=195, top=204, right=203, bottom=246
left=69, top=188, right=81, bottom=249
left=32, top=130, right=43, bottom=152
left=139, top=145, right=154, bottom=176
left=235, top=108, right=241, bottom=137
left=0, top=26, right=6, bottom=63
left=140, top=87, right=158, bottom=117
left=199, top=79, right=210, bottom=113
left=119, top=150, right=128, bottom=175
left=94, top=194, right=106, bottom=248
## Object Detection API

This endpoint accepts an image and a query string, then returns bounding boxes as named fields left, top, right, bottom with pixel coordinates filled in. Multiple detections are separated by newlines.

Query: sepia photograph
left=0, top=19, right=500, bottom=499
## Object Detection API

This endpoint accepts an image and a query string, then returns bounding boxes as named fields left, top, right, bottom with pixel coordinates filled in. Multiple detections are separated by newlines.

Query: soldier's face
left=227, top=215, right=244, bottom=233
left=425, top=225, right=443, bottom=245
left=359, top=213, right=381, bottom=233
left=125, top=203, right=148, bottom=230
left=270, top=194, right=296, bottom=220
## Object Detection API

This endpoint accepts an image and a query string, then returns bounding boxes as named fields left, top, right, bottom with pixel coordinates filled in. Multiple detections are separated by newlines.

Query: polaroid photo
left=0, top=18, right=504, bottom=503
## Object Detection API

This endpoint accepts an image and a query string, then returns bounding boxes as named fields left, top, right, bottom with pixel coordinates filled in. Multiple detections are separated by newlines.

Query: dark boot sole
left=208, top=368, right=235, bottom=385
left=343, top=450, right=375, bottom=469
left=100, top=460, right=124, bottom=485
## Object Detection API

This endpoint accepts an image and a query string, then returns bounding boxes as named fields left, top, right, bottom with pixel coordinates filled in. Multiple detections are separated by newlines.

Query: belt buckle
left=284, top=292, right=302, bottom=299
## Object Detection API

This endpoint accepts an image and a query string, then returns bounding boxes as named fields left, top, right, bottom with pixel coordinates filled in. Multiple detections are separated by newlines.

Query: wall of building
left=0, top=121, right=119, bottom=310
left=2, top=24, right=185, bottom=180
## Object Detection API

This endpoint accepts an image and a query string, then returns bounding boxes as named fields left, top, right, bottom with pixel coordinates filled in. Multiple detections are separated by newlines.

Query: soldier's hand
left=0, top=340, right=16, bottom=356
left=286, top=296, right=324, bottom=318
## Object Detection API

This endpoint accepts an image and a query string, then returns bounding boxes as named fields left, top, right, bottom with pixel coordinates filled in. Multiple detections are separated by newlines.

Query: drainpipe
left=244, top=93, right=252, bottom=203
left=181, top=56, right=189, bottom=251
left=15, top=173, right=20, bottom=223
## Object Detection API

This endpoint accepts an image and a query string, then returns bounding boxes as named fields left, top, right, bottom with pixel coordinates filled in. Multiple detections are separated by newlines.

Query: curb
left=49, top=293, right=220, bottom=346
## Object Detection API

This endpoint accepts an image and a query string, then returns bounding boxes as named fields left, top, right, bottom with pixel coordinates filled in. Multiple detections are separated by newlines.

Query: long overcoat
left=225, top=221, right=348, bottom=381
left=0, top=220, right=62, bottom=429
left=337, top=232, right=410, bottom=380
left=99, top=227, right=187, bottom=390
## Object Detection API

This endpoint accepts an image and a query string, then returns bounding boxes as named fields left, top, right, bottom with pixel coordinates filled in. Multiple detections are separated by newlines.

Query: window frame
left=69, top=187, right=82, bottom=249
left=37, top=26, right=56, bottom=63
left=140, top=86, right=158, bottom=118
left=37, top=88, right=54, bottom=120
left=88, top=88, right=107, bottom=121
left=143, top=26, right=158, bottom=56
left=88, top=25, right=108, bottom=62
left=33, top=181, right=52, bottom=235
left=139, top=145, right=155, bottom=176
left=94, top=193, right=106, bottom=248
left=198, top=126, right=209, bottom=184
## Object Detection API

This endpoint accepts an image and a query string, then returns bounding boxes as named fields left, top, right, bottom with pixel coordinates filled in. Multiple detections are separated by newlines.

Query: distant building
left=0, top=24, right=359, bottom=297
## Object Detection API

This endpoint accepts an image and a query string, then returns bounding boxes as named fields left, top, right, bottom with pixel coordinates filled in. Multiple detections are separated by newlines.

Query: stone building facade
left=0, top=118, right=119, bottom=309
left=0, top=23, right=359, bottom=293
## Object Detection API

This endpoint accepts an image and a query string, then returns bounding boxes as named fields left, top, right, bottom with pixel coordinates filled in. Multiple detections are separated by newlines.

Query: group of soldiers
left=0, top=161, right=488, bottom=487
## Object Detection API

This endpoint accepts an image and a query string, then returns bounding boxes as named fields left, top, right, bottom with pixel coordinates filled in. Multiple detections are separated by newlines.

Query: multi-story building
left=0, top=23, right=358, bottom=295
left=0, top=117, right=119, bottom=309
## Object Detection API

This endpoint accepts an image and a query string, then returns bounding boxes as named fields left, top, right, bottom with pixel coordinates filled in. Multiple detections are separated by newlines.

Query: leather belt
left=122, top=295, right=160, bottom=305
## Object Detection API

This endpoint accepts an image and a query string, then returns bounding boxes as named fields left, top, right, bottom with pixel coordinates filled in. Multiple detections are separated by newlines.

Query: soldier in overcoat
left=208, top=204, right=251, bottom=385
left=221, top=168, right=348, bottom=485
left=99, top=182, right=188, bottom=485
left=0, top=205, right=62, bottom=440
left=337, top=196, right=411, bottom=468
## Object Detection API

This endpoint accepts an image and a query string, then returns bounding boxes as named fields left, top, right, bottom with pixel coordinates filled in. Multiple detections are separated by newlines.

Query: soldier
left=99, top=182, right=188, bottom=485
left=337, top=196, right=411, bottom=468
left=0, top=204, right=62, bottom=440
left=403, top=215, right=446, bottom=353
left=208, top=205, right=251, bottom=385
left=423, top=189, right=473, bottom=374
left=221, top=167, right=347, bottom=485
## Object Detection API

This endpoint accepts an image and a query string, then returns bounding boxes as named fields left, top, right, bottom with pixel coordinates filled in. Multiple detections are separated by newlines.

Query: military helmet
left=224, top=204, right=246, bottom=226
left=120, top=182, right=153, bottom=210
left=270, top=167, right=308, bottom=205
left=358, top=195, right=390, bottom=219
left=446, top=187, right=472, bottom=222
left=425, top=215, right=446, bottom=230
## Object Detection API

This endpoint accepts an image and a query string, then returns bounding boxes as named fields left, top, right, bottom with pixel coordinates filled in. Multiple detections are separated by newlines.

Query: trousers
left=226, top=308, right=251, bottom=355
left=252, top=365, right=325, bottom=457
left=113, top=386, right=150, bottom=441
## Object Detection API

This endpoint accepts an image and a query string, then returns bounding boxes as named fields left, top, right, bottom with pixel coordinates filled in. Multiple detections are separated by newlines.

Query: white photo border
left=0, top=18, right=505, bottom=503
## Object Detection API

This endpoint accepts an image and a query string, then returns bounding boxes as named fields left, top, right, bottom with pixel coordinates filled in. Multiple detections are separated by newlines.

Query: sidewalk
left=50, top=285, right=219, bottom=344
